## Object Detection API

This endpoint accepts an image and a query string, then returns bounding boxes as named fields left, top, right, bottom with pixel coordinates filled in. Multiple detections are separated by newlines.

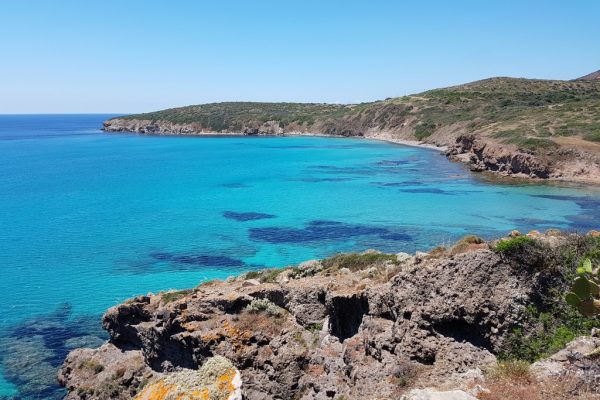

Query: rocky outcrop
left=60, top=232, right=600, bottom=399
left=446, top=135, right=552, bottom=179
left=531, top=335, right=600, bottom=392
left=134, top=356, right=242, bottom=400
left=103, top=119, right=286, bottom=136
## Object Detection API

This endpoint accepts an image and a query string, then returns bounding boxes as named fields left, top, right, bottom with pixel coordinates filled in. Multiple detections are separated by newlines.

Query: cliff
left=60, top=231, right=600, bottom=399
left=103, top=75, right=600, bottom=184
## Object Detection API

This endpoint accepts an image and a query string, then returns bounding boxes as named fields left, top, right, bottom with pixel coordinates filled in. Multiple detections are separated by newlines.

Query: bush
left=244, top=271, right=260, bottom=279
left=79, top=359, right=105, bottom=374
left=494, top=236, right=536, bottom=255
left=259, top=268, right=285, bottom=283
left=321, top=252, right=398, bottom=272
left=584, top=130, right=600, bottom=142
left=414, top=121, right=436, bottom=140
left=498, top=236, right=600, bottom=362
left=161, top=289, right=193, bottom=304
left=246, top=298, right=285, bottom=317
left=499, top=297, right=600, bottom=362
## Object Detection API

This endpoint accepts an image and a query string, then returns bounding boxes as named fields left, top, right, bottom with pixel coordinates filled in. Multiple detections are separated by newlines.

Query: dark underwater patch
left=223, top=211, right=276, bottom=221
left=400, top=188, right=454, bottom=195
left=371, top=180, right=425, bottom=187
left=509, top=217, right=566, bottom=227
left=248, top=220, right=412, bottom=244
left=151, top=252, right=245, bottom=267
left=531, top=194, right=600, bottom=230
left=0, top=304, right=106, bottom=400
left=293, top=177, right=353, bottom=183
left=379, top=232, right=413, bottom=241
left=262, top=144, right=357, bottom=149
left=309, top=165, right=376, bottom=175
left=374, top=159, right=412, bottom=166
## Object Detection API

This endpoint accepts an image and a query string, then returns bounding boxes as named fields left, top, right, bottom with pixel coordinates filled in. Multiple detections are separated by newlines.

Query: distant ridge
left=575, top=70, right=600, bottom=81
left=103, top=74, right=600, bottom=184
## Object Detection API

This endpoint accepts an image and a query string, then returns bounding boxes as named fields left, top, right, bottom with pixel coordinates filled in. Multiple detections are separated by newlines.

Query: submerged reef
left=0, top=304, right=106, bottom=399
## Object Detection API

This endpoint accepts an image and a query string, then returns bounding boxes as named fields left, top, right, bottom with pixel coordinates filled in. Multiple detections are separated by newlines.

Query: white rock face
left=401, top=389, right=478, bottom=400
left=228, top=369, right=243, bottom=400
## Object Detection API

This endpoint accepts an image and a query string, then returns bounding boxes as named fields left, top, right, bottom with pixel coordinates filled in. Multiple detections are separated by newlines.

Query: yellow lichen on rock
left=134, top=356, right=242, bottom=400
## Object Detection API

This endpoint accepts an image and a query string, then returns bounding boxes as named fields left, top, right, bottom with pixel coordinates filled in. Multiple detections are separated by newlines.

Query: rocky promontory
left=103, top=75, right=600, bottom=184
left=60, top=232, right=600, bottom=399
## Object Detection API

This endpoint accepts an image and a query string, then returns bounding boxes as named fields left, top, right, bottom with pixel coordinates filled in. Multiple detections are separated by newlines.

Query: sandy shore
left=282, top=130, right=448, bottom=152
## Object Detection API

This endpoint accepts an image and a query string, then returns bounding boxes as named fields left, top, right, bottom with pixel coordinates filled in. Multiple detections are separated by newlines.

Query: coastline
left=58, top=231, right=600, bottom=399
left=102, top=118, right=600, bottom=186
left=106, top=128, right=446, bottom=152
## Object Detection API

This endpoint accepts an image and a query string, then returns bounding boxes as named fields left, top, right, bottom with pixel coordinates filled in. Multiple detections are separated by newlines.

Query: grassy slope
left=116, top=77, right=600, bottom=150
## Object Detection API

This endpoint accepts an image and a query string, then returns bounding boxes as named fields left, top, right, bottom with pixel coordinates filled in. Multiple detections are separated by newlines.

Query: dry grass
left=449, top=235, right=486, bottom=256
left=478, top=362, right=600, bottom=400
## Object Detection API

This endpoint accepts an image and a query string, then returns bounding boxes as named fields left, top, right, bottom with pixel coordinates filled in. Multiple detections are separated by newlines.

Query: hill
left=576, top=70, right=600, bottom=81
left=104, top=75, right=600, bottom=183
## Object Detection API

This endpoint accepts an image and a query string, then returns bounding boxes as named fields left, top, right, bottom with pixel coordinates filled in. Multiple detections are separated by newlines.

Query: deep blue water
left=1, top=114, right=600, bottom=399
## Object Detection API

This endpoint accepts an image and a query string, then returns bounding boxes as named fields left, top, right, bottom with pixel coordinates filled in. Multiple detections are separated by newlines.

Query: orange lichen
left=215, top=367, right=236, bottom=393
left=134, top=380, right=177, bottom=400
left=134, top=356, right=241, bottom=400
left=222, top=320, right=253, bottom=351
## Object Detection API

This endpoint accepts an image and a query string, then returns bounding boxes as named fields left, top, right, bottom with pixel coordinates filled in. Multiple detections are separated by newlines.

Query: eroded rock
left=60, top=233, right=599, bottom=399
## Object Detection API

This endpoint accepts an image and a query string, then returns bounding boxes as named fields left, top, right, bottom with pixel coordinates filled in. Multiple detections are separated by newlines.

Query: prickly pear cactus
left=565, top=258, right=600, bottom=317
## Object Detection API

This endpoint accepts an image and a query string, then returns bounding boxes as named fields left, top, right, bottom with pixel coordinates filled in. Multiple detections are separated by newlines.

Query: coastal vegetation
left=105, top=74, right=600, bottom=183
left=114, top=77, right=600, bottom=148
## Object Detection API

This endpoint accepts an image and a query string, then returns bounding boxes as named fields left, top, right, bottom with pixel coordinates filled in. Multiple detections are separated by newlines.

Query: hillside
left=104, top=76, right=600, bottom=183
left=576, top=70, right=600, bottom=81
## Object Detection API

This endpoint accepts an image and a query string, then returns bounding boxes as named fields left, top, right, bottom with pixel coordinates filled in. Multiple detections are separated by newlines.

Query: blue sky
left=1, top=0, right=599, bottom=113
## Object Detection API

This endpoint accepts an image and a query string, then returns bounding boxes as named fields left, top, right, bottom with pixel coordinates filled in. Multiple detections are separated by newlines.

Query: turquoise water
left=1, top=115, right=600, bottom=398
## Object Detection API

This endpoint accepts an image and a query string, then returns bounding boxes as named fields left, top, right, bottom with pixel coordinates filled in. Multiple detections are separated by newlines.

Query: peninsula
left=104, top=72, right=600, bottom=184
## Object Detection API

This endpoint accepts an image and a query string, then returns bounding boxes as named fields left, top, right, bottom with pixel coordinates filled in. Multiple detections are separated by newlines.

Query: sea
left=1, top=114, right=599, bottom=399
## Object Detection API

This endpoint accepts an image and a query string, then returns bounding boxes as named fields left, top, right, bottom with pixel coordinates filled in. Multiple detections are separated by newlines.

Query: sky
left=0, top=0, right=599, bottom=114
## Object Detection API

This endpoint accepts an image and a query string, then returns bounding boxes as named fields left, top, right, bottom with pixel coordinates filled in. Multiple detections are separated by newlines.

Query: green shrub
left=321, top=252, right=398, bottom=272
left=161, top=289, right=193, bottom=304
left=259, top=268, right=285, bottom=283
left=584, top=130, right=600, bottom=142
left=494, top=236, right=536, bottom=254
left=499, top=306, right=597, bottom=362
left=246, top=298, right=285, bottom=317
left=244, top=271, right=260, bottom=279
left=506, top=137, right=558, bottom=150
left=414, top=121, right=436, bottom=140
left=79, top=359, right=105, bottom=374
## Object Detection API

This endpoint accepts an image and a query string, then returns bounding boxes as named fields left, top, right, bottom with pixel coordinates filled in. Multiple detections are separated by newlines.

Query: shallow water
left=1, top=115, right=599, bottom=398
